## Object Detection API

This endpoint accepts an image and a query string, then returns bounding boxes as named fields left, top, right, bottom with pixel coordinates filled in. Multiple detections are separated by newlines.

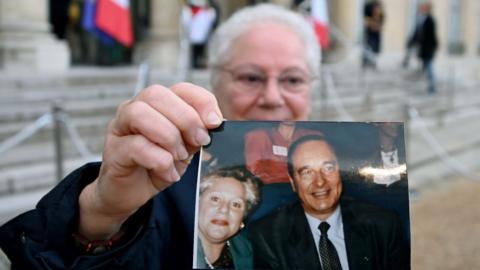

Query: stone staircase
left=0, top=67, right=210, bottom=197
left=0, top=56, right=479, bottom=224
left=0, top=69, right=135, bottom=195
left=311, top=57, right=480, bottom=191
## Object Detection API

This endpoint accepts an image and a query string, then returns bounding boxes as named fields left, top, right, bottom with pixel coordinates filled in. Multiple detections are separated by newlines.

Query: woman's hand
left=78, top=83, right=223, bottom=240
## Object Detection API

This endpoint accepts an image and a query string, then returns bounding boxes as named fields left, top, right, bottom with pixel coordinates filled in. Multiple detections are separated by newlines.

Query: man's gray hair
left=208, top=3, right=321, bottom=88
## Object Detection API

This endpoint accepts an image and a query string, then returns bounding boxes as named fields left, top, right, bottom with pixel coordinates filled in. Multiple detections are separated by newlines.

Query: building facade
left=0, top=0, right=478, bottom=73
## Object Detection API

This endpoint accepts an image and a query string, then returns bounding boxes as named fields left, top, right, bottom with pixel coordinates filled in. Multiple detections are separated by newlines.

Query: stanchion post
left=134, top=62, right=151, bottom=96
left=52, top=103, right=64, bottom=182
left=404, top=102, right=410, bottom=167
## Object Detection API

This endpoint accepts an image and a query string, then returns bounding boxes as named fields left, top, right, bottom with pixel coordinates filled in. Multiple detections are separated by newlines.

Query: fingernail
left=176, top=145, right=189, bottom=160
left=206, top=111, right=222, bottom=126
left=184, top=154, right=194, bottom=164
left=196, top=128, right=211, bottom=146
left=171, top=168, right=181, bottom=182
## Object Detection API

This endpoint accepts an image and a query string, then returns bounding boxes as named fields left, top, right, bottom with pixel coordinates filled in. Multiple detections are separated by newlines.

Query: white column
left=134, top=0, right=181, bottom=72
left=270, top=0, right=290, bottom=7
left=382, top=0, right=409, bottom=52
left=462, top=0, right=479, bottom=56
left=330, top=0, right=361, bottom=43
left=447, top=0, right=463, bottom=54
left=433, top=0, right=449, bottom=55
left=0, top=0, right=69, bottom=73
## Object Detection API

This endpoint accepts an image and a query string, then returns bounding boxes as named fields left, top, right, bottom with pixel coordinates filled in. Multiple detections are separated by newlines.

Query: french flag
left=95, top=0, right=134, bottom=47
left=82, top=0, right=115, bottom=45
left=311, top=0, right=329, bottom=49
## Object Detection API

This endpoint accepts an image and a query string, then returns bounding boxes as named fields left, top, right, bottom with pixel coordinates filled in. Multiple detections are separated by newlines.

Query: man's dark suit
left=249, top=198, right=410, bottom=270
left=408, top=15, right=437, bottom=62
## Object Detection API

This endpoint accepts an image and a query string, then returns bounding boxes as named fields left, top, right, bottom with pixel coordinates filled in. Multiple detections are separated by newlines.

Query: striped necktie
left=318, top=221, right=342, bottom=270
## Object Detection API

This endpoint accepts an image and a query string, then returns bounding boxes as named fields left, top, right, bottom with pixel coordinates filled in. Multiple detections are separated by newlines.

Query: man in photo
left=249, top=134, right=409, bottom=270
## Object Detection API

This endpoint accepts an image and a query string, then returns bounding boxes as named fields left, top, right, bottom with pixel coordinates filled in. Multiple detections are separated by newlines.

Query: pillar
left=133, top=0, right=181, bottom=72
left=0, top=0, right=69, bottom=73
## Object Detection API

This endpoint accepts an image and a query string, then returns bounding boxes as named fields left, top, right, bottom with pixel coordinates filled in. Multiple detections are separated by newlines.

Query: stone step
left=312, top=86, right=480, bottom=122
left=329, top=79, right=476, bottom=105
left=0, top=114, right=111, bottom=142
left=0, top=71, right=209, bottom=125
left=0, top=109, right=114, bottom=159
left=0, top=84, right=134, bottom=104
left=0, top=67, right=138, bottom=89
left=0, top=157, right=96, bottom=207
left=0, top=67, right=191, bottom=95
left=0, top=96, right=124, bottom=124
left=408, top=111, right=480, bottom=166
left=409, top=149, right=480, bottom=191
left=0, top=157, right=101, bottom=225
left=325, top=68, right=477, bottom=97
left=0, top=132, right=103, bottom=168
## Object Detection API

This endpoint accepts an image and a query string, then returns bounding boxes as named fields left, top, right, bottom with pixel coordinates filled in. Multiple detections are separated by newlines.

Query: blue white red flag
left=81, top=0, right=115, bottom=45
left=95, top=0, right=134, bottom=48
left=311, top=0, right=330, bottom=49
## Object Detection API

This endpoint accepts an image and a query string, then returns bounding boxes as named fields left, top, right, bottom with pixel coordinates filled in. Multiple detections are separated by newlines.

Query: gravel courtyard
left=411, top=177, right=480, bottom=269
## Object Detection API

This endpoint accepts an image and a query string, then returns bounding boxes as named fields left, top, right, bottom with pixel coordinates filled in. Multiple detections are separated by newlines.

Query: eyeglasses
left=217, top=67, right=314, bottom=94
left=295, top=161, right=339, bottom=182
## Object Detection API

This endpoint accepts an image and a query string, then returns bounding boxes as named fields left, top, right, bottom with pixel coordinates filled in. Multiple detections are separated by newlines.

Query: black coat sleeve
left=0, top=160, right=198, bottom=270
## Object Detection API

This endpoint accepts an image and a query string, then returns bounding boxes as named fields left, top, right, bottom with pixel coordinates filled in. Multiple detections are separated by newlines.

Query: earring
left=240, top=222, right=245, bottom=229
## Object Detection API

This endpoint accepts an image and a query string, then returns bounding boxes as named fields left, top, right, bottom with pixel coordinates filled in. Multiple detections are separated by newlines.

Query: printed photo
left=193, top=121, right=411, bottom=269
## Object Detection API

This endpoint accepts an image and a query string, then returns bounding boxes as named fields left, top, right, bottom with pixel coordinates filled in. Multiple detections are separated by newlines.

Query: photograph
left=193, top=121, right=411, bottom=269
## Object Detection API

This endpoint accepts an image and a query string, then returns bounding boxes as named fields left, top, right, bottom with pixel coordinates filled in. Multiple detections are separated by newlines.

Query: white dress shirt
left=305, top=206, right=349, bottom=270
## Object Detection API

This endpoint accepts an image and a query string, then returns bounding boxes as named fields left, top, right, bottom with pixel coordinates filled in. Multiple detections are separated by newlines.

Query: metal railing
left=0, top=63, right=150, bottom=193
left=0, top=104, right=98, bottom=184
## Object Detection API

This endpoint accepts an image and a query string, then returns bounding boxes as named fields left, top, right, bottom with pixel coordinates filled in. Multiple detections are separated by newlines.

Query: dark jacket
left=0, top=154, right=200, bottom=269
left=196, top=232, right=253, bottom=269
left=249, top=199, right=410, bottom=270
left=409, top=14, right=438, bottom=61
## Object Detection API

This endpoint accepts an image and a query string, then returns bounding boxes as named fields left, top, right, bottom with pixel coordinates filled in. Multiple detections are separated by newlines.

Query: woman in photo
left=196, top=166, right=262, bottom=269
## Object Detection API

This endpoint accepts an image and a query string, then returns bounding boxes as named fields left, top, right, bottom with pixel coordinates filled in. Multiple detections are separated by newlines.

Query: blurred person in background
left=0, top=3, right=321, bottom=269
left=182, top=0, right=219, bottom=69
left=402, top=1, right=438, bottom=94
left=362, top=0, right=385, bottom=69
left=196, top=166, right=261, bottom=269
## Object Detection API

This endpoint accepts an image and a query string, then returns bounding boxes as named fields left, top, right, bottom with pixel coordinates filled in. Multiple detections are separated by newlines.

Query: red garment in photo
left=96, top=0, right=134, bottom=47
left=245, top=128, right=322, bottom=184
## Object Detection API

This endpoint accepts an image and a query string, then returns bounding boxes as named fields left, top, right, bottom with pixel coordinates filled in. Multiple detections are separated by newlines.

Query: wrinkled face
left=198, top=177, right=246, bottom=244
left=214, top=22, right=312, bottom=121
left=290, top=140, right=342, bottom=220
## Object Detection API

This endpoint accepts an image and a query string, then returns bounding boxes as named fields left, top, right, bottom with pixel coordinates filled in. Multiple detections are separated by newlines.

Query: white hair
left=199, top=167, right=262, bottom=216
left=208, top=3, right=321, bottom=88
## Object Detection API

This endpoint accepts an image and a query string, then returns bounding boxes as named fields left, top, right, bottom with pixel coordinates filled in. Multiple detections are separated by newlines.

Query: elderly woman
left=0, top=4, right=321, bottom=269
left=196, top=166, right=261, bottom=269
